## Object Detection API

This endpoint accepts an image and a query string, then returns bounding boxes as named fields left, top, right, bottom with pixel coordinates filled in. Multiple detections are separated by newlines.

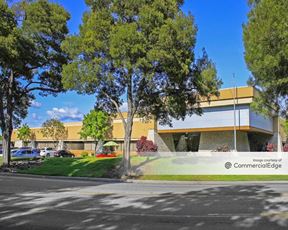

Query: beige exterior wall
left=11, top=113, right=156, bottom=143
left=201, top=86, right=255, bottom=102
left=198, top=131, right=250, bottom=152
left=112, top=118, right=155, bottom=140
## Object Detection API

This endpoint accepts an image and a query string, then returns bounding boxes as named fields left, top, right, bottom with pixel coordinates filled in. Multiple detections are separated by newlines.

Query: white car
left=40, top=147, right=56, bottom=157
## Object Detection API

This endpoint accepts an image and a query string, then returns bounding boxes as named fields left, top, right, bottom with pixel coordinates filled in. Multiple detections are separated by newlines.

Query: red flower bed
left=96, top=153, right=117, bottom=158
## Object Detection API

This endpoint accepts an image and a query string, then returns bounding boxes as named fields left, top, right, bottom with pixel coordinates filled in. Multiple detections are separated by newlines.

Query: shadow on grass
left=19, top=157, right=122, bottom=178
left=131, top=156, right=160, bottom=175
left=1, top=182, right=288, bottom=229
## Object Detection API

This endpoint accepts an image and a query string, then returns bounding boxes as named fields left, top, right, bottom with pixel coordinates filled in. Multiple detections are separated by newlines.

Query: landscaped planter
left=96, top=153, right=117, bottom=158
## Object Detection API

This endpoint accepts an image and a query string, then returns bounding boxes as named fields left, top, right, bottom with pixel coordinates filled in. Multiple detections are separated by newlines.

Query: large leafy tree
left=41, top=119, right=67, bottom=148
left=17, top=124, right=32, bottom=146
left=243, top=0, right=288, bottom=116
left=0, top=0, right=70, bottom=165
left=80, top=110, right=111, bottom=153
left=62, top=0, right=221, bottom=175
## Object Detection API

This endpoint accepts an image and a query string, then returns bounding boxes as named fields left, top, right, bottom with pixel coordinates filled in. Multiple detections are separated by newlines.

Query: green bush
left=81, top=152, right=89, bottom=158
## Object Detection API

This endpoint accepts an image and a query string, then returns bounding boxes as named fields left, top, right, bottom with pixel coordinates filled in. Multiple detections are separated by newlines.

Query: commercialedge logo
left=225, top=162, right=232, bottom=169
left=225, top=162, right=282, bottom=170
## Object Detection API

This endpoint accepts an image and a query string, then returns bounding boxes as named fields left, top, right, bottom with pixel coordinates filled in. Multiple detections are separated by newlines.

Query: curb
left=1, top=173, right=288, bottom=185
left=0, top=172, right=127, bottom=183
left=126, top=179, right=288, bottom=185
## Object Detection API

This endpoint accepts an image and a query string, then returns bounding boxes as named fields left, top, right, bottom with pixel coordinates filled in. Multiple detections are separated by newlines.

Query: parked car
left=33, top=148, right=41, bottom=154
left=11, top=149, right=40, bottom=159
left=54, top=150, right=75, bottom=158
left=40, top=147, right=56, bottom=157
left=11, top=149, right=19, bottom=155
left=0, top=149, right=18, bottom=157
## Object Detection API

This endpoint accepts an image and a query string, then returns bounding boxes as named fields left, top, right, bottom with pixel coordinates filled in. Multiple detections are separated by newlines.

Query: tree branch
left=24, top=81, right=43, bottom=90
left=133, top=77, right=146, bottom=115
left=103, top=92, right=127, bottom=127
left=27, top=87, right=62, bottom=93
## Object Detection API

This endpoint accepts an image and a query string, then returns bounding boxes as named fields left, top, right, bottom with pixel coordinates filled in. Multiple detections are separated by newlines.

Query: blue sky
left=24, top=0, right=251, bottom=127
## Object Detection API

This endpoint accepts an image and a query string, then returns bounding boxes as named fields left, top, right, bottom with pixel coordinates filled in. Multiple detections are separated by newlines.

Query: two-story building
left=11, top=86, right=283, bottom=152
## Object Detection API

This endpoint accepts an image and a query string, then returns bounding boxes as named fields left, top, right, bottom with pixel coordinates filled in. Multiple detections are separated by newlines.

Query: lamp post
left=232, top=74, right=237, bottom=152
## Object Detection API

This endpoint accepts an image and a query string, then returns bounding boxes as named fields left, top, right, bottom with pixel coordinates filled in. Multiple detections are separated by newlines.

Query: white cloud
left=30, top=100, right=42, bottom=108
left=47, top=107, right=83, bottom=121
left=120, top=102, right=128, bottom=112
left=31, top=113, right=40, bottom=120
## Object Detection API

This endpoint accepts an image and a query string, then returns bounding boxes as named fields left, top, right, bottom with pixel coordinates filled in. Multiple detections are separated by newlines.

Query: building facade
left=156, top=87, right=281, bottom=152
left=11, top=86, right=283, bottom=152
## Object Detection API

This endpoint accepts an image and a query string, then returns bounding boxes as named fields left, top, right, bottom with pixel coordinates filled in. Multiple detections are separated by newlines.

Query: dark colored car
left=54, top=150, right=75, bottom=158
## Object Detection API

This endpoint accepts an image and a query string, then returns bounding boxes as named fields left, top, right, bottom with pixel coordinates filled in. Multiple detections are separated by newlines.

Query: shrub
left=81, top=152, right=89, bottom=158
left=283, top=144, right=288, bottom=152
left=214, top=144, right=230, bottom=152
left=136, top=136, right=158, bottom=156
left=266, top=143, right=276, bottom=152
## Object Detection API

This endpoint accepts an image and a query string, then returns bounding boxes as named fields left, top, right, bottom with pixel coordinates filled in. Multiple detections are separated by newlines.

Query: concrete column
left=199, top=131, right=250, bottom=152
left=155, top=133, right=175, bottom=152
left=57, top=141, right=64, bottom=150
left=30, top=141, right=36, bottom=149
left=269, top=116, right=283, bottom=152
left=14, top=140, right=24, bottom=148
left=147, top=129, right=156, bottom=142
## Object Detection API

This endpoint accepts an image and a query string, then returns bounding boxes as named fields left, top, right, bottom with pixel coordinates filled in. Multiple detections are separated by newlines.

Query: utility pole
left=232, top=74, right=237, bottom=151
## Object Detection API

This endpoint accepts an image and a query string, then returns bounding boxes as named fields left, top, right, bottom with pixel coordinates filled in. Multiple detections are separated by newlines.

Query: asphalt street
left=1, top=175, right=288, bottom=229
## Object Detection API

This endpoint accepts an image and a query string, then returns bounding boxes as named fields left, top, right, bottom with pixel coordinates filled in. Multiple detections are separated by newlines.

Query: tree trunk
left=96, top=139, right=103, bottom=154
left=1, top=71, right=14, bottom=166
left=2, top=131, right=11, bottom=166
left=123, top=118, right=133, bottom=176
left=122, top=74, right=135, bottom=176
left=95, top=139, right=98, bottom=154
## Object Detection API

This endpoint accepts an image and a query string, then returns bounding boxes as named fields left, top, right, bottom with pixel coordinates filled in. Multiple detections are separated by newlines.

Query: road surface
left=1, top=175, right=288, bottom=229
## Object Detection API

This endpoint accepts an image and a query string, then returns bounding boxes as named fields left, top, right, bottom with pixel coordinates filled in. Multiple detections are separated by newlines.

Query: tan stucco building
left=11, top=113, right=156, bottom=152
left=11, top=86, right=283, bottom=152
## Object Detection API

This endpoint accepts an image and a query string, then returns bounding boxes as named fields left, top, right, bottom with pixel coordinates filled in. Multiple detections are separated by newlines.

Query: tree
left=17, top=124, right=32, bottom=146
left=243, top=0, right=288, bottom=117
left=0, top=0, right=70, bottom=166
left=80, top=110, right=111, bottom=153
left=62, top=0, right=221, bottom=175
left=41, top=119, right=67, bottom=148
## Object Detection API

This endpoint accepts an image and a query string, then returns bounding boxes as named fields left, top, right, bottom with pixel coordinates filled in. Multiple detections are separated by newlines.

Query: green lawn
left=20, top=157, right=121, bottom=178
left=139, top=175, right=288, bottom=181
left=0, top=157, right=42, bottom=164
left=131, top=156, right=288, bottom=181
left=1, top=156, right=288, bottom=181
